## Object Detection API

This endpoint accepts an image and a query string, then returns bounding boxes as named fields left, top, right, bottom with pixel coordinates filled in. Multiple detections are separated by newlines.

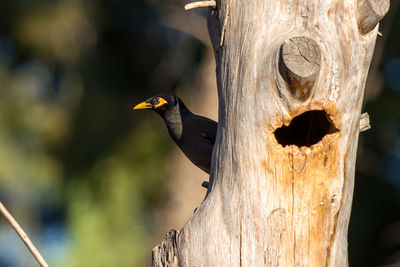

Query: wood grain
left=154, top=0, right=387, bottom=265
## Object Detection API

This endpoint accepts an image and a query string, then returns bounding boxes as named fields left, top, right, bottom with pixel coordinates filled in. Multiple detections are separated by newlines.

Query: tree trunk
left=153, top=0, right=389, bottom=266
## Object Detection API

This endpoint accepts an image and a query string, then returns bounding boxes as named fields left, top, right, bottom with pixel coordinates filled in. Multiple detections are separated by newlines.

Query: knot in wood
left=357, top=0, right=390, bottom=34
left=280, top=36, right=321, bottom=100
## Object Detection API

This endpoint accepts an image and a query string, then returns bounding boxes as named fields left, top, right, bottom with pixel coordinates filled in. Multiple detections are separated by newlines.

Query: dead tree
left=153, top=0, right=389, bottom=266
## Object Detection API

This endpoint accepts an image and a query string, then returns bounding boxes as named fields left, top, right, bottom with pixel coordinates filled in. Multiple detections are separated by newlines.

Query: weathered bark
left=153, top=0, right=389, bottom=266
left=152, top=230, right=180, bottom=267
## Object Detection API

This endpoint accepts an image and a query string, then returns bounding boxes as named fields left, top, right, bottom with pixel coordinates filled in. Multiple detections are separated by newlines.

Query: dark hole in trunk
left=274, top=110, right=337, bottom=147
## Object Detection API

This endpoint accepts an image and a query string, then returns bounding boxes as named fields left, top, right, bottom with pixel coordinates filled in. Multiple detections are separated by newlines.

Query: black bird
left=133, top=94, right=217, bottom=174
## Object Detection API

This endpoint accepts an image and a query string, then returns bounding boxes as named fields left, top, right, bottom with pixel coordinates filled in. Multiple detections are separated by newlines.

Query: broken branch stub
left=357, top=0, right=390, bottom=34
left=152, top=230, right=180, bottom=267
left=184, top=1, right=216, bottom=11
left=359, top=112, right=371, bottom=132
left=280, top=36, right=321, bottom=101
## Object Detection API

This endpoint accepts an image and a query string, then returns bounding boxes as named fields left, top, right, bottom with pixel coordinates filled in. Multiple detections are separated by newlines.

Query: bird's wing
left=193, top=115, right=217, bottom=145
left=201, top=132, right=214, bottom=145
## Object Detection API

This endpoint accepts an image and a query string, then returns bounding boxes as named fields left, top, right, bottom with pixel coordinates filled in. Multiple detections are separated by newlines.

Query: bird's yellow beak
left=133, top=101, right=152, bottom=110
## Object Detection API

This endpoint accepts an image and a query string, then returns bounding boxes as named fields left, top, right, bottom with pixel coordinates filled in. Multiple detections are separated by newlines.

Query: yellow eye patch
left=154, top=97, right=168, bottom=108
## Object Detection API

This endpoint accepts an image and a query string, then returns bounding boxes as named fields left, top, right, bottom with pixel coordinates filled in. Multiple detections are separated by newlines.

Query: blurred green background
left=0, top=1, right=399, bottom=266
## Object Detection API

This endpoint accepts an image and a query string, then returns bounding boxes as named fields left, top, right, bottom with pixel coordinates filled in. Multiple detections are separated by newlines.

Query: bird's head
left=133, top=94, right=179, bottom=115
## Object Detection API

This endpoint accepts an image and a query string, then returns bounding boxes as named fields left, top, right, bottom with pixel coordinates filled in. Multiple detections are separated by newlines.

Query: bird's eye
left=153, top=98, right=160, bottom=105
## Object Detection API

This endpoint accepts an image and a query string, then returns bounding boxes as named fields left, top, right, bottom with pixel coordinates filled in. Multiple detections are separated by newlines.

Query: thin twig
left=184, top=1, right=216, bottom=10
left=0, top=201, right=49, bottom=267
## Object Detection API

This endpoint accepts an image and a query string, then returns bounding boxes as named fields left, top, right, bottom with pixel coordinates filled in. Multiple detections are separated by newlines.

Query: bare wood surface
left=280, top=36, right=321, bottom=100
left=357, top=0, right=390, bottom=34
left=0, top=201, right=49, bottom=267
left=154, top=0, right=387, bottom=266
